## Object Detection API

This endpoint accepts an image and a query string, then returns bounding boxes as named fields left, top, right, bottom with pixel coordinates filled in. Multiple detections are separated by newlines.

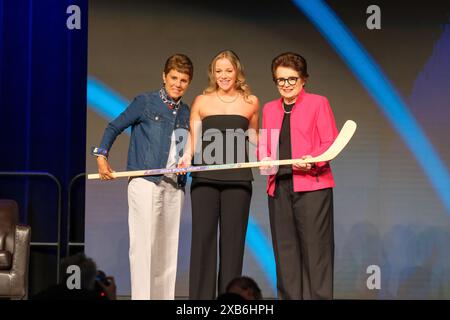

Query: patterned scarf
left=159, top=87, right=181, bottom=110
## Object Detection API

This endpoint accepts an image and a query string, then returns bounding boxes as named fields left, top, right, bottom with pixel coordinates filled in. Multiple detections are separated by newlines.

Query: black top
left=190, top=114, right=253, bottom=181
left=277, top=102, right=295, bottom=177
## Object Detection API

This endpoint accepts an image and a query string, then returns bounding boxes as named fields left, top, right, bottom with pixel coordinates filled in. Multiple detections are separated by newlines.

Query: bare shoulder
left=193, top=94, right=216, bottom=118
left=193, top=94, right=209, bottom=103
left=191, top=94, right=209, bottom=108
left=248, top=95, right=259, bottom=113
left=247, top=94, right=260, bottom=111
left=246, top=94, right=258, bottom=104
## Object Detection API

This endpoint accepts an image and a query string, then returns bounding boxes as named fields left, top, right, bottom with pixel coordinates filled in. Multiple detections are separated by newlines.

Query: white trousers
left=127, top=177, right=184, bottom=300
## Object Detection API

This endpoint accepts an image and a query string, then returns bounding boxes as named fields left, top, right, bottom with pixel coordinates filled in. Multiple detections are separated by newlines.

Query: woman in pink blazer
left=258, top=52, right=338, bottom=300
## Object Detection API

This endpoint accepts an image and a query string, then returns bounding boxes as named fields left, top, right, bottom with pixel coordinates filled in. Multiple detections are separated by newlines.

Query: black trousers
left=269, top=176, right=334, bottom=300
left=189, top=179, right=252, bottom=299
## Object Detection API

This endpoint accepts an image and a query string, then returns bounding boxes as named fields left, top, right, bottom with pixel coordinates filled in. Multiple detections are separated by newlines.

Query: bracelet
left=92, top=146, right=108, bottom=158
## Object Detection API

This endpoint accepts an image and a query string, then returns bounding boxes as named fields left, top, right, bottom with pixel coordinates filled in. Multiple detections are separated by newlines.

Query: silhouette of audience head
left=219, top=276, right=262, bottom=300
left=60, top=252, right=98, bottom=290
left=33, top=252, right=116, bottom=300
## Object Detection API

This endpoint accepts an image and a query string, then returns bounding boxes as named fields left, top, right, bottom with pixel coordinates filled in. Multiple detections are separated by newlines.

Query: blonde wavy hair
left=203, top=50, right=252, bottom=102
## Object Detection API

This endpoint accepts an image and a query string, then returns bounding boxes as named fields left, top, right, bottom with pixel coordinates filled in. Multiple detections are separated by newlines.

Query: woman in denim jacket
left=92, top=54, right=193, bottom=300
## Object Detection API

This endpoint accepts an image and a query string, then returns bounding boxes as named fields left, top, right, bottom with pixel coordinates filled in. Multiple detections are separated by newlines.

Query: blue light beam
left=293, top=0, right=450, bottom=212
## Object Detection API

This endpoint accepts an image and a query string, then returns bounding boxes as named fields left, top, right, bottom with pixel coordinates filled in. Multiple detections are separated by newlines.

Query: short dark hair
left=271, top=52, right=309, bottom=81
left=164, top=53, right=194, bottom=81
left=226, top=276, right=262, bottom=300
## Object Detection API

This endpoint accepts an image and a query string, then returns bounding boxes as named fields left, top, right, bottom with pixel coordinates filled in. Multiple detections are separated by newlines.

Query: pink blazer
left=257, top=89, right=338, bottom=196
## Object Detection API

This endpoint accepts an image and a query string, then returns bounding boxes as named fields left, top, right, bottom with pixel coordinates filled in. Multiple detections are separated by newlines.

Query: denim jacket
left=93, top=90, right=190, bottom=186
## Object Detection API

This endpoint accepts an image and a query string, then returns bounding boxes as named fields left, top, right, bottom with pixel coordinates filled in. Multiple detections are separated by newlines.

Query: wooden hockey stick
left=88, top=120, right=357, bottom=180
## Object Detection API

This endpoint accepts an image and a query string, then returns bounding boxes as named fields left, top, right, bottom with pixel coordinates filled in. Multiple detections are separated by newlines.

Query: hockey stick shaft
left=88, top=120, right=357, bottom=180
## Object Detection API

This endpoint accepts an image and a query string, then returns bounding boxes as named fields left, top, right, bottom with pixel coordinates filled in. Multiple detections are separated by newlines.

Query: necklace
left=159, top=87, right=181, bottom=110
left=216, top=91, right=239, bottom=104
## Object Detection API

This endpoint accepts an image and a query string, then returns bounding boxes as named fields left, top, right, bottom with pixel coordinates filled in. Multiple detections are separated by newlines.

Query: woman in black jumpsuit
left=185, top=50, right=259, bottom=299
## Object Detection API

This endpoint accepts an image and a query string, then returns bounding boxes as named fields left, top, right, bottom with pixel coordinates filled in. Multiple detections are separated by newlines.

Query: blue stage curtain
left=0, top=0, right=87, bottom=294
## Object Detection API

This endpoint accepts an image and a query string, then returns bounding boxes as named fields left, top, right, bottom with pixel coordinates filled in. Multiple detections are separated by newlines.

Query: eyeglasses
left=274, top=77, right=299, bottom=87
